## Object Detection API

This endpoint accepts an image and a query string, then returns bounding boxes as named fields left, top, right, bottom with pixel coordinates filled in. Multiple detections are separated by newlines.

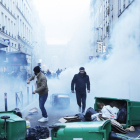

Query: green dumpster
left=0, top=111, right=26, bottom=140
left=94, top=97, right=140, bottom=128
left=50, top=120, right=111, bottom=140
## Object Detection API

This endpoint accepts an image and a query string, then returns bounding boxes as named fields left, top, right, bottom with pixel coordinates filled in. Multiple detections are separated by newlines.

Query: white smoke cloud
left=48, top=0, right=140, bottom=110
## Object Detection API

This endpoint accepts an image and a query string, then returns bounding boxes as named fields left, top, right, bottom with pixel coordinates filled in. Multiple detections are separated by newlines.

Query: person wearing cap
left=71, top=67, right=90, bottom=114
left=27, top=66, right=49, bottom=122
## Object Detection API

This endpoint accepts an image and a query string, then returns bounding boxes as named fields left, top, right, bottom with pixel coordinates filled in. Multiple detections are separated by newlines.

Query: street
left=0, top=0, right=140, bottom=140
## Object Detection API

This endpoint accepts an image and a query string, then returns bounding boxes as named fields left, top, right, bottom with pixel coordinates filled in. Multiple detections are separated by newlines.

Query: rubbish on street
left=84, top=107, right=97, bottom=121
left=94, top=97, right=140, bottom=128
left=26, top=125, right=49, bottom=140
left=29, top=107, right=38, bottom=114
left=75, top=113, right=85, bottom=122
left=97, top=102, right=105, bottom=109
left=25, top=117, right=31, bottom=128
left=125, top=126, right=135, bottom=132
left=117, top=104, right=127, bottom=124
left=59, top=116, right=81, bottom=123
left=97, top=114, right=127, bottom=134
left=59, top=117, right=67, bottom=123
left=101, top=105, right=119, bottom=119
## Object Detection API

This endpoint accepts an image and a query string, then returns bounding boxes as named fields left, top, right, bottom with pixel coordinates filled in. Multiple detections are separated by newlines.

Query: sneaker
left=79, top=107, right=81, bottom=113
left=82, top=110, right=85, bottom=115
left=82, top=111, right=85, bottom=115
left=38, top=117, right=48, bottom=122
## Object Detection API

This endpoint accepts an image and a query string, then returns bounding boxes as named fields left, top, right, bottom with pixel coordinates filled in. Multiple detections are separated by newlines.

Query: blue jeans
left=76, top=91, right=86, bottom=113
left=39, top=93, right=48, bottom=118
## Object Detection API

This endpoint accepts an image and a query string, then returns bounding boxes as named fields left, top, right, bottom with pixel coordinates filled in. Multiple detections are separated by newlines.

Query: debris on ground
left=25, top=117, right=31, bottom=128
left=29, top=107, right=38, bottom=115
left=58, top=105, right=128, bottom=134
left=26, top=125, right=49, bottom=140
left=84, top=107, right=97, bottom=121
left=59, top=116, right=81, bottom=123
left=125, top=126, right=135, bottom=132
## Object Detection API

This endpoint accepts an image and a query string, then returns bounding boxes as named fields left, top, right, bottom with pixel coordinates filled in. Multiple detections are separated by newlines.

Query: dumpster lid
left=58, top=95, right=69, bottom=98
left=95, top=97, right=130, bottom=102
left=0, top=111, right=24, bottom=122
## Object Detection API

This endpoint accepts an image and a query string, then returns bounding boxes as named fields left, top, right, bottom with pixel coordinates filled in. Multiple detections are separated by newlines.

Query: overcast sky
left=33, top=0, right=90, bottom=45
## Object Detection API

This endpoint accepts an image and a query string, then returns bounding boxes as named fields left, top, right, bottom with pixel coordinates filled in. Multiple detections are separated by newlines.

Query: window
left=118, top=0, right=121, bottom=15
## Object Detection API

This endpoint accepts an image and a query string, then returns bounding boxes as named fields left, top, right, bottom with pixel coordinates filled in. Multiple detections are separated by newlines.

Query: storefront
left=6, top=51, right=31, bottom=80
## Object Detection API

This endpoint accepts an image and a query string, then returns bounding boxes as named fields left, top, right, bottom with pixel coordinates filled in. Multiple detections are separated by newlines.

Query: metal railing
left=15, top=85, right=37, bottom=109
left=15, top=91, right=23, bottom=108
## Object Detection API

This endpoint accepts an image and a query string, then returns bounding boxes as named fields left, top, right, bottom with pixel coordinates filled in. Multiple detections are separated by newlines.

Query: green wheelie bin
left=0, top=111, right=26, bottom=140
left=50, top=120, right=111, bottom=140
left=94, top=97, right=140, bottom=128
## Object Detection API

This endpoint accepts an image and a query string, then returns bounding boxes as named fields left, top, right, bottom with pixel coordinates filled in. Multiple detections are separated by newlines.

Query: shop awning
left=6, top=51, right=30, bottom=66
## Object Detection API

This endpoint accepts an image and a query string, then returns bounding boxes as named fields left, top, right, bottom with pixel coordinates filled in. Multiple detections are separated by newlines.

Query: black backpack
left=117, top=104, right=127, bottom=124
left=84, top=107, right=97, bottom=121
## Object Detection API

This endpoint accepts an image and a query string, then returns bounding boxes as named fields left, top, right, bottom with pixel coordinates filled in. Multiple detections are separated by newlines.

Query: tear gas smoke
left=48, top=0, right=140, bottom=112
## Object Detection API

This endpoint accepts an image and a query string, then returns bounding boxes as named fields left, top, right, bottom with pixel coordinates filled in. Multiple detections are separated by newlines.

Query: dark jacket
left=47, top=71, right=51, bottom=76
left=71, top=72, right=90, bottom=92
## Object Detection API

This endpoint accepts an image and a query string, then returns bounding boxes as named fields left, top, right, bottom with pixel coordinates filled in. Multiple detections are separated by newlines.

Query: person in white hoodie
left=27, top=66, right=49, bottom=122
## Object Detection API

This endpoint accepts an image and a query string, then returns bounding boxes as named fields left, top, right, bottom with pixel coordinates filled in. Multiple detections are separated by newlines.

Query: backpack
left=84, top=107, right=97, bottom=121
left=117, top=104, right=127, bottom=124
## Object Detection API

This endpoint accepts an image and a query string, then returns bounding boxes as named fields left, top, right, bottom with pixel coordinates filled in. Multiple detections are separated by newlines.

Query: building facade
left=90, top=0, right=135, bottom=58
left=0, top=0, right=46, bottom=78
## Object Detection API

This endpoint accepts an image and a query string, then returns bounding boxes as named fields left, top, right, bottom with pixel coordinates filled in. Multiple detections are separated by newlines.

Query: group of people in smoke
left=27, top=66, right=90, bottom=122
left=43, top=68, right=65, bottom=79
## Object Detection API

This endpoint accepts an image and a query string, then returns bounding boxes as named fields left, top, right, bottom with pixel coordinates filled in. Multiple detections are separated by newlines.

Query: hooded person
left=71, top=67, right=90, bottom=114
left=27, top=66, right=49, bottom=122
